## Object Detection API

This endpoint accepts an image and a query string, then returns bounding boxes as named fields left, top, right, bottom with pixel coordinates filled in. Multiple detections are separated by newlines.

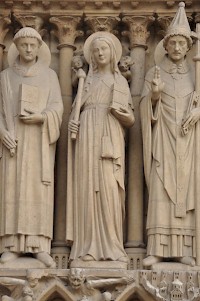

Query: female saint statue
left=67, top=32, right=134, bottom=264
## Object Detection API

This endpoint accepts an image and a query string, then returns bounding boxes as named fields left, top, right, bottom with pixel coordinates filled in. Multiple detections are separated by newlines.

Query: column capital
left=85, top=16, right=120, bottom=35
left=122, top=15, right=154, bottom=50
left=50, top=16, right=83, bottom=47
left=194, top=13, right=200, bottom=24
left=13, top=14, right=46, bottom=36
left=0, top=15, right=11, bottom=45
left=156, top=16, right=173, bottom=38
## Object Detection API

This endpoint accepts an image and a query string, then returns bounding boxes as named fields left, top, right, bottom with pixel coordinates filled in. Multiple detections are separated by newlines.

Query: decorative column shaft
left=50, top=16, right=83, bottom=268
left=122, top=16, right=154, bottom=254
left=0, top=16, right=11, bottom=71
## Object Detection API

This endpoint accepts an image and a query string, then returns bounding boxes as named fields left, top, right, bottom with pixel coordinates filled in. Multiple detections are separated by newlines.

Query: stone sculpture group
left=0, top=1, right=199, bottom=271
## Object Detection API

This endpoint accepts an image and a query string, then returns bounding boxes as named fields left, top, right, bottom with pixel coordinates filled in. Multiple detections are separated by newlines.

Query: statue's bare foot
left=143, top=255, right=162, bottom=267
left=35, top=252, right=56, bottom=268
left=82, top=255, right=95, bottom=261
left=178, top=256, right=195, bottom=267
left=0, top=251, right=20, bottom=263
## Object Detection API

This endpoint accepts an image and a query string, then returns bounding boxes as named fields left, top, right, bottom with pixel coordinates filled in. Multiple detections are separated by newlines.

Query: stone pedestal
left=70, top=260, right=128, bottom=270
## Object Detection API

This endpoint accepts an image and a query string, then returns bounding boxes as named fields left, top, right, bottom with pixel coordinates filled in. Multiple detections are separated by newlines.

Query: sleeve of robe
left=0, top=77, right=6, bottom=158
left=0, top=71, right=17, bottom=158
left=41, top=69, right=63, bottom=184
left=42, top=69, right=63, bottom=144
left=140, top=66, right=161, bottom=190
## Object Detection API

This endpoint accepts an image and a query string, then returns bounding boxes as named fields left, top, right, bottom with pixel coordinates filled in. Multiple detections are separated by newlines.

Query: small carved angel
left=72, top=54, right=88, bottom=87
left=118, top=55, right=134, bottom=82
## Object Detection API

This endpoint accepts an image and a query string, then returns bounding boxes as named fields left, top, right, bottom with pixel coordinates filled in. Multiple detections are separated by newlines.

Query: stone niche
left=0, top=1, right=199, bottom=301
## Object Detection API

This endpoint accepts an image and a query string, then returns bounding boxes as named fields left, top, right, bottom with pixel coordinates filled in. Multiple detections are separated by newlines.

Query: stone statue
left=140, top=2, right=197, bottom=267
left=71, top=54, right=88, bottom=87
left=67, top=268, right=134, bottom=301
left=118, top=55, right=134, bottom=83
left=0, top=277, right=33, bottom=301
left=0, top=27, right=63, bottom=267
left=67, top=32, right=134, bottom=264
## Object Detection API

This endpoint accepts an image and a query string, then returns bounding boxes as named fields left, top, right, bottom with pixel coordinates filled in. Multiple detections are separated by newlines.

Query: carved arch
left=116, top=285, right=156, bottom=301
left=35, top=281, right=74, bottom=301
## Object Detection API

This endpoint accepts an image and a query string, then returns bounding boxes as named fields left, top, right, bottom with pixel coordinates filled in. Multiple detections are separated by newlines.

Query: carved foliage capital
left=13, top=15, right=45, bottom=36
left=122, top=15, right=154, bottom=49
left=195, top=14, right=200, bottom=24
left=157, top=16, right=173, bottom=38
left=85, top=16, right=120, bottom=35
left=0, top=16, right=11, bottom=45
left=50, top=16, right=83, bottom=46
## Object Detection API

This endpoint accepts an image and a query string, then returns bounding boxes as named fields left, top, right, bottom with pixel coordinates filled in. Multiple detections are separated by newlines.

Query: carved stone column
left=0, top=16, right=11, bottom=71
left=122, top=16, right=154, bottom=267
left=50, top=16, right=83, bottom=268
left=85, top=16, right=120, bottom=35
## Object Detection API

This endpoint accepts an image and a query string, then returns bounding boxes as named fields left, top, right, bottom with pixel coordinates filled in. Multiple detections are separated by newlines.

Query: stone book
left=19, top=83, right=39, bottom=116
left=110, top=82, right=129, bottom=111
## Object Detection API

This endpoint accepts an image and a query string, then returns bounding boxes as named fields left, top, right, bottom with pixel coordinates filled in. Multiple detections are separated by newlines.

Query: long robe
left=66, top=73, right=133, bottom=261
left=140, top=56, right=196, bottom=258
left=0, top=59, right=63, bottom=254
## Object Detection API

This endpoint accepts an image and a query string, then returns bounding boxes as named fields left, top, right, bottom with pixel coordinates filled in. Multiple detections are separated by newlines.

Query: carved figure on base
left=0, top=27, right=63, bottom=268
left=141, top=2, right=198, bottom=267
left=118, top=55, right=134, bottom=83
left=67, top=32, right=134, bottom=265
left=67, top=268, right=134, bottom=301
left=0, top=277, right=33, bottom=301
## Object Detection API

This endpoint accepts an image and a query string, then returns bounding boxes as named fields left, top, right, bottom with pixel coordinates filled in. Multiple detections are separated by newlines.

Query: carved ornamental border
left=0, top=0, right=199, bottom=13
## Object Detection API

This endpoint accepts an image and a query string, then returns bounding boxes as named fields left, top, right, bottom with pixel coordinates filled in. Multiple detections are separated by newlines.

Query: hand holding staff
left=71, top=68, right=86, bottom=140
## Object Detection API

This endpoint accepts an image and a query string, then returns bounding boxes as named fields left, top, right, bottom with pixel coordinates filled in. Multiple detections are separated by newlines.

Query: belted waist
left=83, top=103, right=109, bottom=110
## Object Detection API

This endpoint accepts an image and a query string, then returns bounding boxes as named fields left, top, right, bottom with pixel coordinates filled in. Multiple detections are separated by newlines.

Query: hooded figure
left=140, top=2, right=198, bottom=267
left=0, top=27, right=63, bottom=267
left=67, top=32, right=134, bottom=263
